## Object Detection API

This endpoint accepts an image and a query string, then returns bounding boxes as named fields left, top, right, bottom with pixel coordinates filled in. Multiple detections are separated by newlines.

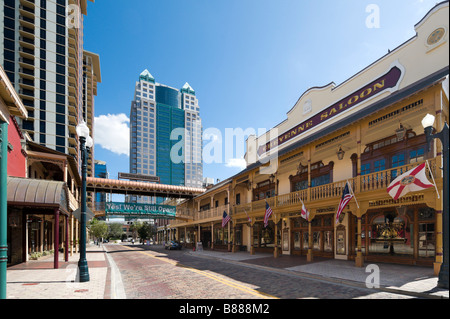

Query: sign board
left=118, top=172, right=160, bottom=183
left=105, top=202, right=176, bottom=219
left=258, top=63, right=404, bottom=156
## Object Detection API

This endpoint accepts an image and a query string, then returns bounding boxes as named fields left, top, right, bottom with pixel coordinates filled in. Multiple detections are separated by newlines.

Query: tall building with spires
left=129, top=69, right=203, bottom=203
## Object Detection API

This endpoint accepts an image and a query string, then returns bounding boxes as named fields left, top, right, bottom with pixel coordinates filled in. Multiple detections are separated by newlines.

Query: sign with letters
left=257, top=62, right=404, bottom=156
left=105, top=202, right=176, bottom=219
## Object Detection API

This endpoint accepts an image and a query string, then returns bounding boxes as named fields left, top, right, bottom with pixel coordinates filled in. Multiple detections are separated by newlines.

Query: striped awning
left=7, top=177, right=69, bottom=213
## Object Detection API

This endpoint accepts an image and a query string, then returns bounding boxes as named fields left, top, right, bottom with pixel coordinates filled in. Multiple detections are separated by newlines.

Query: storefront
left=290, top=214, right=334, bottom=258
left=171, top=2, right=448, bottom=271
left=7, top=177, right=71, bottom=268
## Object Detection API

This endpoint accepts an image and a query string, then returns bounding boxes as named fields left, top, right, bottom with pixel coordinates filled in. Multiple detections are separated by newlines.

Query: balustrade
left=177, top=158, right=439, bottom=222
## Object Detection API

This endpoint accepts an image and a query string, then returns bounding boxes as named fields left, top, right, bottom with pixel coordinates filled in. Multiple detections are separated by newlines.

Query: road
left=104, top=244, right=416, bottom=300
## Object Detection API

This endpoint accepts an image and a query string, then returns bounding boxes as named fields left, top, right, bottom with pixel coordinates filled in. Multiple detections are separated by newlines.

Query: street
left=105, top=243, right=418, bottom=300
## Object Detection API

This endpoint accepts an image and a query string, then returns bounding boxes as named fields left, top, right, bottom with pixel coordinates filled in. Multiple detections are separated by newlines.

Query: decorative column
left=227, top=220, right=231, bottom=252
left=54, top=209, right=60, bottom=269
left=211, top=222, right=214, bottom=250
left=307, top=220, right=313, bottom=262
left=355, top=214, right=364, bottom=267
left=273, top=219, right=278, bottom=258
left=250, top=223, right=255, bottom=255
left=65, top=215, right=69, bottom=262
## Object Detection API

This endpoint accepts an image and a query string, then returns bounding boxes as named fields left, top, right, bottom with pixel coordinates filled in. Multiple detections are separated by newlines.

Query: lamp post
left=0, top=121, right=8, bottom=299
left=76, top=121, right=93, bottom=283
left=422, top=114, right=449, bottom=289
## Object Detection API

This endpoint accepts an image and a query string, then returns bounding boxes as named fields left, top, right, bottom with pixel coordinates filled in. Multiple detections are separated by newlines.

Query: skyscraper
left=0, top=0, right=100, bottom=175
left=129, top=69, right=203, bottom=202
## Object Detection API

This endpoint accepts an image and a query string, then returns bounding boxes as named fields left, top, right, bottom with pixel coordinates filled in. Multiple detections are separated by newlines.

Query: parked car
left=165, top=241, right=182, bottom=250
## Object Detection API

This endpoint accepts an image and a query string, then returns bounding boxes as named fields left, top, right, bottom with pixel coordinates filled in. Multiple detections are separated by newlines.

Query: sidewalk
left=188, top=249, right=449, bottom=299
left=5, top=243, right=449, bottom=299
left=6, top=243, right=121, bottom=299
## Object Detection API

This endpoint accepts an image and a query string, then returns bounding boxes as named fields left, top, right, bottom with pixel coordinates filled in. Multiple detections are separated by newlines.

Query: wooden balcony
left=174, top=158, right=439, bottom=225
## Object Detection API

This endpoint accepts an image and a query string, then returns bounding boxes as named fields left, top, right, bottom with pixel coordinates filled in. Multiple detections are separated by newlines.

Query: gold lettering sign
left=258, top=66, right=402, bottom=156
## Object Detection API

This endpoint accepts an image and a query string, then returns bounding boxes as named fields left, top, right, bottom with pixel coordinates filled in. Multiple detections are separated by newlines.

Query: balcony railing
left=175, top=158, right=439, bottom=223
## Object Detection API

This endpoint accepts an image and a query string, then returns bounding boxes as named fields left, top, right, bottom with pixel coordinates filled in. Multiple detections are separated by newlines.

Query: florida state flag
left=387, top=163, right=434, bottom=200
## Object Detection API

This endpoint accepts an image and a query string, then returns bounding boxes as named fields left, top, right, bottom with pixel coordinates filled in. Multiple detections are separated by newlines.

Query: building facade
left=0, top=0, right=100, bottom=172
left=168, top=2, right=449, bottom=273
left=129, top=69, right=203, bottom=201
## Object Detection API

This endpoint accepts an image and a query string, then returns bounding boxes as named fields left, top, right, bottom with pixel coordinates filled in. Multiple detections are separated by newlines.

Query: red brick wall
left=7, top=116, right=26, bottom=178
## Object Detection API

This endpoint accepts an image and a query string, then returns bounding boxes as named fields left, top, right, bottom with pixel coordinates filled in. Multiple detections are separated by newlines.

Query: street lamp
left=76, top=121, right=93, bottom=283
left=422, top=113, right=449, bottom=289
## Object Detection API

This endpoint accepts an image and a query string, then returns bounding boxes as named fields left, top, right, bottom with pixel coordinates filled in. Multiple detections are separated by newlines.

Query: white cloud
left=225, top=158, right=247, bottom=170
left=94, top=113, right=130, bottom=156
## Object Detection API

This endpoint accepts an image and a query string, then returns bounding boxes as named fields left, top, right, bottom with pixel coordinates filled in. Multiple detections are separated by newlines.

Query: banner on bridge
left=105, top=202, right=176, bottom=219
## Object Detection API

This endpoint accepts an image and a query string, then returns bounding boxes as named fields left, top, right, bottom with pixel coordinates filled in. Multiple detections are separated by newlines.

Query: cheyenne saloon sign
left=257, top=63, right=403, bottom=156
left=105, top=202, right=176, bottom=218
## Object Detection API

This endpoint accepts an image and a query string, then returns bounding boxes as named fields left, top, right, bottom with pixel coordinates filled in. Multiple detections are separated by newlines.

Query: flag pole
left=347, top=180, right=359, bottom=208
left=426, top=160, right=441, bottom=199
left=295, top=192, right=305, bottom=207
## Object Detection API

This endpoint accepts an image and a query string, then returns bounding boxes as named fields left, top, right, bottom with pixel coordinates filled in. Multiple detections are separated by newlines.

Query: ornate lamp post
left=422, top=114, right=449, bottom=289
left=76, top=121, right=93, bottom=282
left=0, top=121, right=8, bottom=299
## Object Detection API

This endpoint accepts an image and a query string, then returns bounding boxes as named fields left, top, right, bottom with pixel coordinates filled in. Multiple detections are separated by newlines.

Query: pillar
left=65, top=215, right=69, bottom=262
left=227, top=221, right=231, bottom=252
left=0, top=121, right=8, bottom=299
left=70, top=215, right=74, bottom=256
left=355, top=213, right=364, bottom=267
left=232, top=223, right=236, bottom=253
left=211, top=222, right=214, bottom=250
left=40, top=215, right=44, bottom=253
left=250, top=225, right=255, bottom=255
left=54, top=209, right=60, bottom=269
left=274, top=221, right=279, bottom=258
left=307, top=220, right=313, bottom=262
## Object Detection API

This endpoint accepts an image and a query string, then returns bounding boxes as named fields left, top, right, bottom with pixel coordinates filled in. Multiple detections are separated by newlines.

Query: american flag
left=264, top=202, right=273, bottom=228
left=222, top=211, right=231, bottom=228
left=336, top=182, right=353, bottom=224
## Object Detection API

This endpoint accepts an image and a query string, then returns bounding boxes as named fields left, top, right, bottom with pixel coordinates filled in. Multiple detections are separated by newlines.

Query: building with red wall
left=7, top=115, right=26, bottom=178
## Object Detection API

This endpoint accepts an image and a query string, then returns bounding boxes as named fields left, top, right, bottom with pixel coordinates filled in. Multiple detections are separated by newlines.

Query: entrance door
left=201, top=231, right=211, bottom=249
left=291, top=231, right=303, bottom=256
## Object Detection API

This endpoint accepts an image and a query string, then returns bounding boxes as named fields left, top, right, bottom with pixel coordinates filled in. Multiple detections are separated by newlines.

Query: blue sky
left=84, top=0, right=439, bottom=185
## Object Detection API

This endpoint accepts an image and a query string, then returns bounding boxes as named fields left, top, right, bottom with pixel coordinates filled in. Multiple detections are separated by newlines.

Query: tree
left=90, top=219, right=108, bottom=242
left=129, top=221, right=156, bottom=243
left=108, top=223, right=124, bottom=240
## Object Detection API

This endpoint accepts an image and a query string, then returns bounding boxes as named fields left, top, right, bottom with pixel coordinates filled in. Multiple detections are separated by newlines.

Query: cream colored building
left=167, top=2, right=449, bottom=273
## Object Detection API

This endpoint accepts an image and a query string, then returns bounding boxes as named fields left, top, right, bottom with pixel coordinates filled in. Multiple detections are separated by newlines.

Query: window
left=392, top=153, right=405, bottom=168
left=410, top=148, right=425, bottom=163
left=374, top=159, right=385, bottom=172
left=361, top=163, right=371, bottom=176
left=419, top=223, right=435, bottom=258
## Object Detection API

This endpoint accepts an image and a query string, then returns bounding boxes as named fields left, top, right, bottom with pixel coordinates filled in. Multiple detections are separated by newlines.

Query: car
left=165, top=241, right=182, bottom=250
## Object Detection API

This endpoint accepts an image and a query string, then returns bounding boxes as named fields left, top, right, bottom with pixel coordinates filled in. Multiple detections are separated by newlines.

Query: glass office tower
left=129, top=69, right=203, bottom=204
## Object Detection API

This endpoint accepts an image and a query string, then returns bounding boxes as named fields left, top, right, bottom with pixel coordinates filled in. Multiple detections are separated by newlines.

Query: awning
left=7, top=177, right=69, bottom=214
left=73, top=207, right=95, bottom=222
